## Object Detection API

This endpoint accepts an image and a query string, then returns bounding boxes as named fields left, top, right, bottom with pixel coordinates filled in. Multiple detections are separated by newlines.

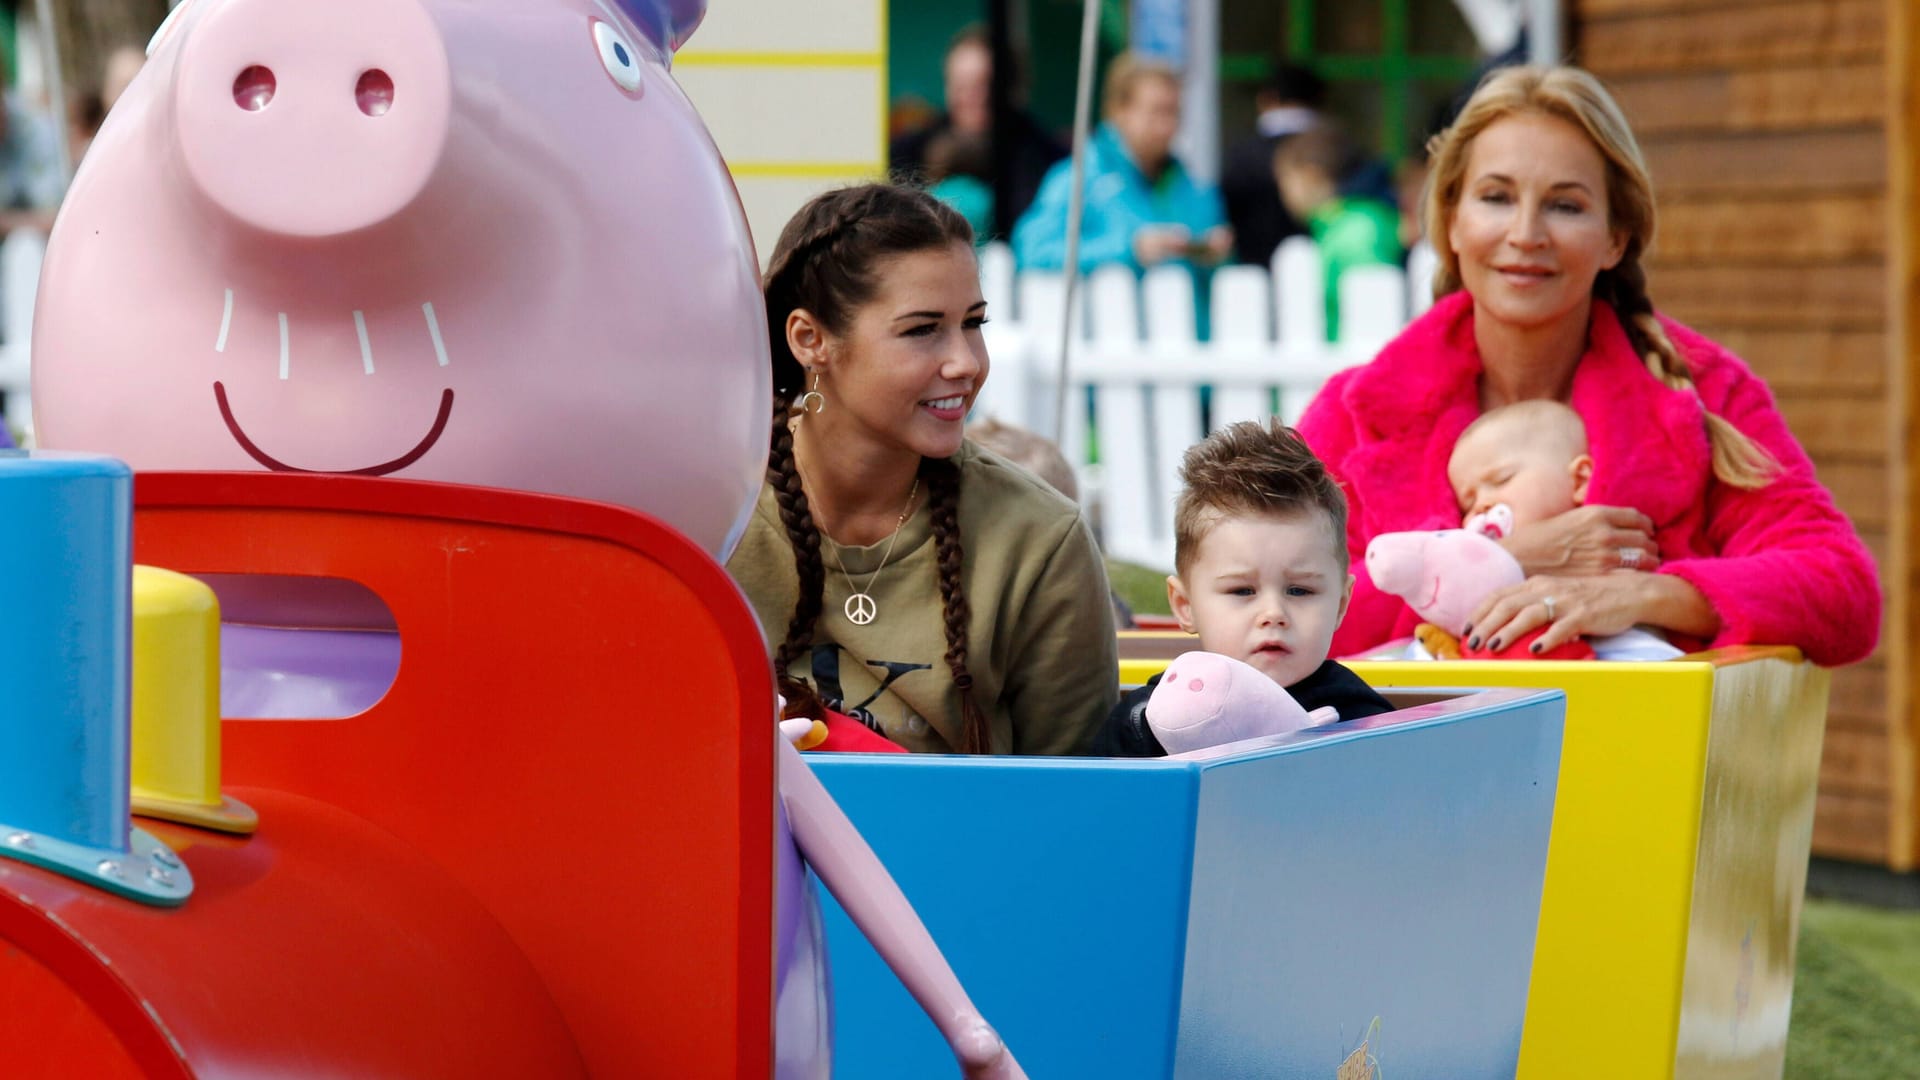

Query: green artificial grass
left=1801, top=899, right=1920, bottom=1005
left=1106, top=558, right=1173, bottom=618
left=1787, top=914, right=1920, bottom=1078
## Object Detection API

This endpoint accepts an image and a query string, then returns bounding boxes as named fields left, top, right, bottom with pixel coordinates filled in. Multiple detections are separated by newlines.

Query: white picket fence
left=0, top=228, right=44, bottom=441
left=972, top=237, right=1436, bottom=570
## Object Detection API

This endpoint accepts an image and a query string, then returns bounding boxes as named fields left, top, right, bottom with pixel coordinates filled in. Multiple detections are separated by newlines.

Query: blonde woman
left=1298, top=65, right=1878, bottom=665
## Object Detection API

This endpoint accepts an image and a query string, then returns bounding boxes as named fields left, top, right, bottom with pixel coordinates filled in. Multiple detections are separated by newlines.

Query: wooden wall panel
left=1651, top=264, right=1884, bottom=329
left=1824, top=731, right=1893, bottom=796
left=1582, top=0, right=1882, bottom=76
left=1818, top=461, right=1892, bottom=530
left=1575, top=0, right=1907, bottom=867
left=1773, top=396, right=1893, bottom=459
left=1830, top=662, right=1887, bottom=718
left=1655, top=194, right=1885, bottom=262
left=1612, top=64, right=1883, bottom=136
left=1817, top=791, right=1892, bottom=863
left=1707, top=330, right=1885, bottom=394
left=1639, top=130, right=1884, bottom=196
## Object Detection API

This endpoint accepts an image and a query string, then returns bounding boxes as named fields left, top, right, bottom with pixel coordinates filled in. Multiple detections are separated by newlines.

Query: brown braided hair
left=761, top=184, right=991, bottom=751
left=924, top=456, right=991, bottom=753
left=1424, top=65, right=1778, bottom=490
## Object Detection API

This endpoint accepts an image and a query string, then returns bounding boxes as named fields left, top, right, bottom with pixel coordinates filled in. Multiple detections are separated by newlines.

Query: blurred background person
left=1273, top=124, right=1401, bottom=341
left=1218, top=61, right=1323, bottom=268
left=1012, top=53, right=1229, bottom=276
left=890, top=26, right=1064, bottom=240
left=0, top=50, right=65, bottom=234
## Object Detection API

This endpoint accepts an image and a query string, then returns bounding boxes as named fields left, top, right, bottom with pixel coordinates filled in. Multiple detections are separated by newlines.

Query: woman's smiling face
left=814, top=241, right=989, bottom=461
left=1446, top=112, right=1626, bottom=338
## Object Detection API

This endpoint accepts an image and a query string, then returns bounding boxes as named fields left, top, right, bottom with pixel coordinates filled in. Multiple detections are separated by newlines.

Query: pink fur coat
left=1298, top=292, right=1880, bottom=666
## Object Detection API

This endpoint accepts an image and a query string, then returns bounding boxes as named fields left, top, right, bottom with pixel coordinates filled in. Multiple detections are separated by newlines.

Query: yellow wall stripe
left=727, top=162, right=886, bottom=178
left=677, top=51, right=884, bottom=69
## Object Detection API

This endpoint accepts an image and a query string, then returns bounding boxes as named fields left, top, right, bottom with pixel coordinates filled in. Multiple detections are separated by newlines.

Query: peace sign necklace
left=835, top=476, right=918, bottom=626
left=797, top=453, right=920, bottom=626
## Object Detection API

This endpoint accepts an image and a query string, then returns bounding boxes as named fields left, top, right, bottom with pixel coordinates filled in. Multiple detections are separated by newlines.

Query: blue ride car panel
left=810, top=686, right=1564, bottom=1078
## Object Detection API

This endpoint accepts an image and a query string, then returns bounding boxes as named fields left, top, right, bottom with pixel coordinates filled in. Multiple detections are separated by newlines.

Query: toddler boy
left=1096, top=419, right=1391, bottom=755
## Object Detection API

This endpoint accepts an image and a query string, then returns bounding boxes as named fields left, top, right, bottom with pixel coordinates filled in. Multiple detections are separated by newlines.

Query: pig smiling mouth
left=211, top=297, right=456, bottom=476
left=215, top=382, right=454, bottom=476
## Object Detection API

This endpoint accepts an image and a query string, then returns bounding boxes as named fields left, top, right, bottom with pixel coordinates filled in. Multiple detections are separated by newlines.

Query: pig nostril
left=233, top=65, right=276, bottom=111
left=356, top=70, right=395, bottom=117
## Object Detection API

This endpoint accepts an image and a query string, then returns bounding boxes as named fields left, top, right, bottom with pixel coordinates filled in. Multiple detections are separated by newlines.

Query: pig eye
left=591, top=18, right=645, bottom=96
left=147, top=0, right=196, bottom=56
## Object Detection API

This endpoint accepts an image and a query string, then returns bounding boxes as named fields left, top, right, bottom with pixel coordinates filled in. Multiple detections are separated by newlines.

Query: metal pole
left=33, top=0, right=72, bottom=187
left=1525, top=0, right=1563, bottom=65
left=1179, top=0, right=1217, bottom=185
left=1052, top=0, right=1102, bottom=443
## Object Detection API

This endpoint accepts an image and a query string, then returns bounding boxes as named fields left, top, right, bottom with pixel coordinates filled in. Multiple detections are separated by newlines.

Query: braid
left=925, top=457, right=990, bottom=754
left=767, top=399, right=827, bottom=717
left=1599, top=264, right=1779, bottom=490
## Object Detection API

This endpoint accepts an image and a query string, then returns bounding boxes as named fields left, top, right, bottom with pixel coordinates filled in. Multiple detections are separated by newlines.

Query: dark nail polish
left=1489, top=638, right=1503, bottom=652
left=1530, top=641, right=1544, bottom=655
left=1467, top=636, right=1481, bottom=650
left=1462, top=623, right=1473, bottom=637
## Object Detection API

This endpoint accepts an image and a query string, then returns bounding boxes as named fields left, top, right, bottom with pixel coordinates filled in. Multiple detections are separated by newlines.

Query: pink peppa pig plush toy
left=1364, top=515, right=1595, bottom=661
left=1146, top=651, right=1340, bottom=755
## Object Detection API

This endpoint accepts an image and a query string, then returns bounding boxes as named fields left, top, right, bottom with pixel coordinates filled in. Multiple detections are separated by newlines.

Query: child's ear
left=1338, top=572, right=1355, bottom=625
left=1569, top=453, right=1594, bottom=505
left=1168, top=575, right=1198, bottom=635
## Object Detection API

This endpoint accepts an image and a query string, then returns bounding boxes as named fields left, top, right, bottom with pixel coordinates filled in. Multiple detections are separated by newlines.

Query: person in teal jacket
left=1012, top=54, right=1231, bottom=275
left=1274, top=125, right=1403, bottom=341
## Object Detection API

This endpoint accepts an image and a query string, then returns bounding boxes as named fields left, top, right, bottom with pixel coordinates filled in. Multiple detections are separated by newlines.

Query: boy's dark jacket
left=1093, top=660, right=1393, bottom=757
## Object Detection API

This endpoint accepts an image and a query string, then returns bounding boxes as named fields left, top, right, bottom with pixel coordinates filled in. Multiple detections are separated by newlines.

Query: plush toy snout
left=1366, top=529, right=1524, bottom=637
left=1147, top=652, right=1333, bottom=754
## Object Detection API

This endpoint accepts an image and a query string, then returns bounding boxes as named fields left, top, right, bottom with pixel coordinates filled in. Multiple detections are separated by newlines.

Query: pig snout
left=172, top=0, right=452, bottom=237
left=1364, top=533, right=1430, bottom=598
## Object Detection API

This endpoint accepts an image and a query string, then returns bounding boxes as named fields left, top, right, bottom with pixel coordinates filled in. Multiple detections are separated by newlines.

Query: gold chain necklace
left=796, top=455, right=920, bottom=627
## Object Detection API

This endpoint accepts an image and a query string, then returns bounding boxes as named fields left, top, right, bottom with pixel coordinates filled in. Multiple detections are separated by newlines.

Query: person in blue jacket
left=1012, top=54, right=1230, bottom=275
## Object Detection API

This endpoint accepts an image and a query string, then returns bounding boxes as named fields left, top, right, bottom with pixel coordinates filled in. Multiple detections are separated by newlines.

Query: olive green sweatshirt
left=726, top=443, right=1119, bottom=754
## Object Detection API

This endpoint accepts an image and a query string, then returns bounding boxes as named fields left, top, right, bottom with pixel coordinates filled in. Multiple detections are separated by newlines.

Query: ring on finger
left=1619, top=546, right=1643, bottom=570
left=1543, top=595, right=1557, bottom=620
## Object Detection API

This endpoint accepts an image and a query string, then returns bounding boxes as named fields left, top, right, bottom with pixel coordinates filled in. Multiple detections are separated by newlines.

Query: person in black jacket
left=1094, top=420, right=1393, bottom=756
left=1218, top=63, right=1326, bottom=268
left=890, top=27, right=1065, bottom=238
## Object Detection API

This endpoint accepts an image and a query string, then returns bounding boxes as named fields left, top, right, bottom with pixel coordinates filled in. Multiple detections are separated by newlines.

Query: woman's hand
left=1465, top=571, right=1720, bottom=655
left=1133, top=225, right=1191, bottom=266
left=1195, top=225, right=1235, bottom=266
left=1500, top=505, right=1660, bottom=577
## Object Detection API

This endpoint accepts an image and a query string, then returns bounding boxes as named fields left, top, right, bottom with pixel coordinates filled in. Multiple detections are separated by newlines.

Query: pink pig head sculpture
left=32, top=0, right=768, bottom=558
left=1364, top=528, right=1524, bottom=637
left=1147, top=651, right=1338, bottom=755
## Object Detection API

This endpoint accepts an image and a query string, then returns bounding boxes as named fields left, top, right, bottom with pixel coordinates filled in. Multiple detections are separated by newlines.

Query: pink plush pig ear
left=612, top=0, right=707, bottom=57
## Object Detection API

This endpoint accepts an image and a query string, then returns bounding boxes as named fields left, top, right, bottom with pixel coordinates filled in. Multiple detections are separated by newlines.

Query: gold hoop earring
left=798, top=370, right=826, bottom=416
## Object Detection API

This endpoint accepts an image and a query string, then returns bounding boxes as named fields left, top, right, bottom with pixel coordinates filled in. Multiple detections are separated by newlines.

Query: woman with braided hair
left=1298, top=65, right=1879, bottom=664
left=726, top=184, right=1118, bottom=754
